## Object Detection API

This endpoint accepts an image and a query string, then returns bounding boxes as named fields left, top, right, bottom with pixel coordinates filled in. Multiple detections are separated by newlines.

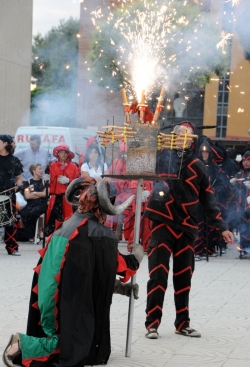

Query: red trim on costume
left=116, top=252, right=127, bottom=274
left=32, top=284, right=38, bottom=295
left=181, top=200, right=199, bottom=228
left=146, top=206, right=175, bottom=221
left=211, top=147, right=223, bottom=162
left=174, top=286, right=191, bottom=295
left=52, top=218, right=88, bottom=334
left=117, top=253, right=136, bottom=282
left=176, top=306, right=189, bottom=314
left=55, top=220, right=63, bottom=230
left=177, top=320, right=188, bottom=331
left=147, top=305, right=162, bottom=316
left=146, top=320, right=160, bottom=330
left=185, top=159, right=199, bottom=195
left=33, top=264, right=41, bottom=275
left=205, top=185, right=214, bottom=194
left=166, top=225, right=183, bottom=239
left=148, top=242, right=171, bottom=257
left=151, top=222, right=165, bottom=233
left=173, top=266, right=193, bottom=277
left=22, top=347, right=60, bottom=367
left=215, top=212, right=222, bottom=220
left=149, top=264, right=169, bottom=276
left=52, top=288, right=59, bottom=302
left=32, top=301, right=39, bottom=310
left=173, top=245, right=194, bottom=257
left=46, top=195, right=56, bottom=224
left=147, top=285, right=166, bottom=297
left=38, top=247, right=47, bottom=258
left=54, top=273, right=61, bottom=283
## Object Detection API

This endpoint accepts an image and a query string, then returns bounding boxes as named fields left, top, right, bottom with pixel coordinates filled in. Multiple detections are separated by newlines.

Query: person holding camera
left=19, top=164, right=49, bottom=243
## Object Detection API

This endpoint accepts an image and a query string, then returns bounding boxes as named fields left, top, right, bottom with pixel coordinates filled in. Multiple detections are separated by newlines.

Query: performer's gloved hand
left=113, top=279, right=139, bottom=299
left=43, top=174, right=50, bottom=182
left=58, top=176, right=70, bottom=184
left=129, top=243, right=144, bottom=264
left=247, top=196, right=250, bottom=205
left=230, top=177, right=237, bottom=185
left=141, top=190, right=150, bottom=202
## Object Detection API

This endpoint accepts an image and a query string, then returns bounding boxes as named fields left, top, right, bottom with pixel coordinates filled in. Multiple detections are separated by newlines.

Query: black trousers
left=45, top=195, right=63, bottom=236
left=20, top=203, right=47, bottom=238
left=145, top=222, right=195, bottom=331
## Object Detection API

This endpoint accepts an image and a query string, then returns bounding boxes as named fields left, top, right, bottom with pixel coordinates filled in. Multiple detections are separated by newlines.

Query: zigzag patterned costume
left=144, top=146, right=228, bottom=333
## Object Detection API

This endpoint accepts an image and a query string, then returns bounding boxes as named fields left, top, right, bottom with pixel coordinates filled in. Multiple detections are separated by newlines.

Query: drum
left=0, top=195, right=15, bottom=227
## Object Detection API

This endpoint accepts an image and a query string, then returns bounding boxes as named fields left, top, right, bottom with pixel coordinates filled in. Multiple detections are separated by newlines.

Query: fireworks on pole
left=87, top=0, right=231, bottom=100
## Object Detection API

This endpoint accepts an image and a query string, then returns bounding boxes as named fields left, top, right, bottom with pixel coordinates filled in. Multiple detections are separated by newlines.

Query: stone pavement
left=0, top=240, right=249, bottom=367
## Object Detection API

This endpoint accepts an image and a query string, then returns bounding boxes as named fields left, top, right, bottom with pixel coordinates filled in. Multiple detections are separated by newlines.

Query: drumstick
left=0, top=186, right=17, bottom=194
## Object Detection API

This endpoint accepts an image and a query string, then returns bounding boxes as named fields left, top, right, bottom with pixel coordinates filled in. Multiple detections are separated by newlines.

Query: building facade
left=204, top=0, right=250, bottom=150
left=0, top=0, right=33, bottom=136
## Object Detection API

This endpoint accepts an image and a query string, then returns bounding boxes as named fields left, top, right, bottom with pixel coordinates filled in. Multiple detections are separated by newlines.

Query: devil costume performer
left=143, top=122, right=233, bottom=339
left=194, top=141, right=230, bottom=257
left=3, top=177, right=143, bottom=367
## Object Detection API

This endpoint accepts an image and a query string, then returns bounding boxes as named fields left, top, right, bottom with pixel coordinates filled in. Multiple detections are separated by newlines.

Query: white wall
left=0, top=0, right=33, bottom=135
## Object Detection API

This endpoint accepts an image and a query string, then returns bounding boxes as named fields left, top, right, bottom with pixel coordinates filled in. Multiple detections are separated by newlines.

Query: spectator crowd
left=0, top=131, right=249, bottom=260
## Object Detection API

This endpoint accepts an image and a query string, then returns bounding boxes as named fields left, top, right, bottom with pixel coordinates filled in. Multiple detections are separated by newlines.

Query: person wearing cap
left=230, top=150, right=250, bottom=258
left=143, top=121, right=234, bottom=339
left=45, top=144, right=79, bottom=236
left=0, top=134, right=23, bottom=256
left=2, top=177, right=143, bottom=367
left=14, top=135, right=49, bottom=185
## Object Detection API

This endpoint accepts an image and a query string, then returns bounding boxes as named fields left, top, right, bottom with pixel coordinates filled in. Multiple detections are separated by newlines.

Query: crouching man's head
left=66, top=177, right=134, bottom=224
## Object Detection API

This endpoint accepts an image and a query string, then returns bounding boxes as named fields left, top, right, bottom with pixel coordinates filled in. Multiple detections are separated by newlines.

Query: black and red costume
left=144, top=145, right=228, bottom=332
left=7, top=177, right=140, bottom=367
left=194, top=142, right=230, bottom=256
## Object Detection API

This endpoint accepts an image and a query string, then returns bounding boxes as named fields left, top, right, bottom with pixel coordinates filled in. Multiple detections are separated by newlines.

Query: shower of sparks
left=119, top=5, right=173, bottom=101
left=90, top=1, right=180, bottom=100
left=88, top=0, right=230, bottom=98
left=225, top=0, right=240, bottom=6
left=216, top=32, right=232, bottom=52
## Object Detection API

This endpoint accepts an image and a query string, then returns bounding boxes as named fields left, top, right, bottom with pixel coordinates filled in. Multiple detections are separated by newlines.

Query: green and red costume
left=17, top=212, right=138, bottom=367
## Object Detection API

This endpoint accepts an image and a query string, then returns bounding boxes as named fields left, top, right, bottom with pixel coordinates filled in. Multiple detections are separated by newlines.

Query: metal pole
left=42, top=179, right=49, bottom=248
left=125, top=178, right=143, bottom=357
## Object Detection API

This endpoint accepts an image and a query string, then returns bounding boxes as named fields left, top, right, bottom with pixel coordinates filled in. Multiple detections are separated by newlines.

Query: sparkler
left=225, top=0, right=240, bottom=7
left=216, top=31, right=233, bottom=53
left=88, top=0, right=230, bottom=99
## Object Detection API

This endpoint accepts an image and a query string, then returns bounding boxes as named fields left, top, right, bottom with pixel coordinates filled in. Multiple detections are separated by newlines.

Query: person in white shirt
left=81, top=144, right=108, bottom=181
left=14, top=135, right=49, bottom=183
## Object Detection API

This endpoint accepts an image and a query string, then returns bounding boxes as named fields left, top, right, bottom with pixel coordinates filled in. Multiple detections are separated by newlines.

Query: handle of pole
left=125, top=178, right=143, bottom=357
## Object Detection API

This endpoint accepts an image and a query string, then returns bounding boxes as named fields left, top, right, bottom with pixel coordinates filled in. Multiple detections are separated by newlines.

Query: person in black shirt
left=20, top=164, right=49, bottom=242
left=0, top=135, right=23, bottom=255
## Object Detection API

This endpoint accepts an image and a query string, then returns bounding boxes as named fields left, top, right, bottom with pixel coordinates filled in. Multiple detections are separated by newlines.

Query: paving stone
left=0, top=242, right=249, bottom=367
